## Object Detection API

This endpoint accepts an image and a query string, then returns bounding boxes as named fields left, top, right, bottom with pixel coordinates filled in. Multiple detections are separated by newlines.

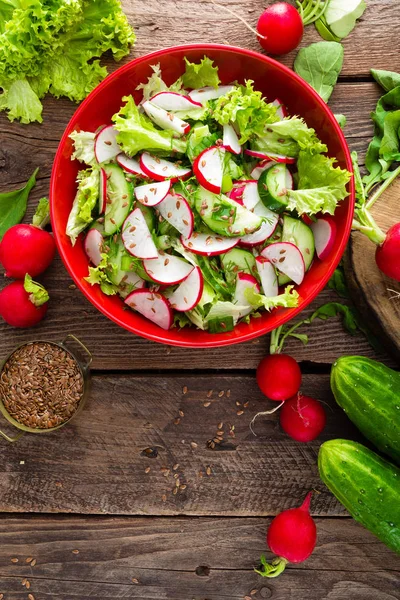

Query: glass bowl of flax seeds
left=0, top=335, right=91, bottom=442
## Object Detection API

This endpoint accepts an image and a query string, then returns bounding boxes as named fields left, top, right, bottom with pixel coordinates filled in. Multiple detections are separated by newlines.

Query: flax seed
left=218, top=390, right=224, bottom=398
left=26, top=557, right=33, bottom=563
left=250, top=590, right=258, bottom=596
left=179, top=409, right=185, bottom=417
left=11, top=558, right=18, bottom=563
left=173, top=463, right=179, bottom=471
left=22, top=579, right=27, bottom=586
left=243, top=401, right=249, bottom=408
left=174, top=418, right=181, bottom=425
left=172, top=487, right=178, bottom=495
left=162, top=494, right=167, bottom=502
left=30, top=559, right=36, bottom=567
left=227, top=389, right=231, bottom=397
left=190, top=441, right=198, bottom=449
left=206, top=466, right=212, bottom=476
left=182, top=386, right=188, bottom=395
left=145, top=467, right=151, bottom=474
left=26, top=581, right=31, bottom=589
left=28, top=595, right=35, bottom=600
left=207, top=390, right=213, bottom=398
left=180, top=484, right=187, bottom=490
left=203, top=401, right=211, bottom=407
left=237, top=410, right=244, bottom=416
left=132, top=578, right=139, bottom=584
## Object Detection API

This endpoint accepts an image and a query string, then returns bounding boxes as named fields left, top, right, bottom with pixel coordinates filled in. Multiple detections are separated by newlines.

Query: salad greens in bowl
left=50, top=44, right=354, bottom=347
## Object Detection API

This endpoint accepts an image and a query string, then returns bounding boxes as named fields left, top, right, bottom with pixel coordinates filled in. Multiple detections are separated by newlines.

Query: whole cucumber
left=319, top=439, right=400, bottom=554
left=331, top=356, right=400, bottom=464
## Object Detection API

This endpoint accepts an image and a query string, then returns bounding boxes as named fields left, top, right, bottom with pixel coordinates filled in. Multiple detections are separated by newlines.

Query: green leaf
left=84, top=253, right=118, bottom=296
left=24, top=274, right=49, bottom=307
left=328, top=266, right=349, bottom=298
left=380, top=110, right=400, bottom=162
left=244, top=285, right=299, bottom=311
left=187, top=124, right=219, bottom=162
left=324, top=0, right=366, bottom=39
left=0, top=79, right=43, bottom=124
left=32, top=197, right=50, bottom=228
left=136, top=63, right=169, bottom=101
left=0, top=168, right=38, bottom=240
left=335, top=114, right=347, bottom=128
left=69, top=130, right=96, bottom=167
left=371, top=69, right=400, bottom=93
left=66, top=168, right=99, bottom=245
left=294, top=41, right=344, bottom=102
left=314, top=16, right=342, bottom=42
left=181, top=56, right=220, bottom=90
left=351, top=151, right=366, bottom=206
left=252, top=116, right=327, bottom=158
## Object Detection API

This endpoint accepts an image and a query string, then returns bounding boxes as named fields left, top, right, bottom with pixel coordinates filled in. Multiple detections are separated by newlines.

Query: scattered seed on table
left=22, top=579, right=27, bottom=586
left=245, top=596, right=253, bottom=600
left=218, top=391, right=224, bottom=397
left=203, top=401, right=211, bottom=407
left=207, top=390, right=213, bottom=398
left=237, top=410, right=244, bottom=416
left=162, top=494, right=167, bottom=502
left=26, top=557, right=33, bottom=563
left=175, top=479, right=180, bottom=487
left=172, top=463, right=179, bottom=471
left=190, top=441, right=198, bottom=449
left=11, top=558, right=18, bottom=563
left=198, top=470, right=204, bottom=478
left=243, top=401, right=249, bottom=408
left=172, top=487, right=178, bottom=495
left=26, top=581, right=31, bottom=589
left=30, top=559, right=36, bottom=567
left=0, top=593, right=4, bottom=599
left=28, top=594, right=35, bottom=600
left=226, top=389, right=231, bottom=398
left=55, top=482, right=63, bottom=488
left=174, top=418, right=181, bottom=425
left=69, top=284, right=76, bottom=290
left=180, top=484, right=187, bottom=490
left=182, top=386, right=188, bottom=395
left=236, top=401, right=241, bottom=407
left=218, top=422, right=223, bottom=429
left=206, top=466, right=212, bottom=476
left=145, top=467, right=151, bottom=474
left=132, top=578, right=139, bottom=584
left=179, top=410, right=184, bottom=418
left=250, top=590, right=258, bottom=596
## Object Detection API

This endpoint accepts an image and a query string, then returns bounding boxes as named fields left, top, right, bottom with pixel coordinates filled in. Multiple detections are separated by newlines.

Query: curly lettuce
left=66, top=168, right=99, bottom=245
left=85, top=253, right=118, bottom=296
left=244, top=286, right=300, bottom=311
left=69, top=130, right=96, bottom=166
left=252, top=116, right=328, bottom=157
left=181, top=56, right=220, bottom=90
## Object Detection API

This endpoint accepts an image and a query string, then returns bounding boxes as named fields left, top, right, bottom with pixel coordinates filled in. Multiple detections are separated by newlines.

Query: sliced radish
left=223, top=124, right=241, bottom=155
left=84, top=229, right=104, bottom=267
left=140, top=153, right=192, bottom=182
left=125, top=289, right=173, bottom=330
left=95, top=125, right=120, bottom=163
left=262, top=242, right=305, bottom=286
left=245, top=149, right=296, bottom=164
left=228, top=184, right=245, bottom=205
left=311, top=217, right=337, bottom=260
left=117, top=153, right=147, bottom=177
left=189, top=85, right=235, bottom=104
left=122, top=208, right=158, bottom=260
left=241, top=181, right=261, bottom=211
left=143, top=253, right=193, bottom=285
left=181, top=232, right=239, bottom=256
left=240, top=203, right=279, bottom=247
left=233, top=273, right=260, bottom=319
left=99, top=168, right=107, bottom=214
left=123, top=271, right=146, bottom=289
left=142, top=101, right=190, bottom=136
left=165, top=267, right=204, bottom=311
left=157, top=193, right=194, bottom=238
left=272, top=98, right=288, bottom=120
left=256, top=257, right=278, bottom=297
left=150, top=91, right=202, bottom=111
left=134, top=180, right=171, bottom=207
left=251, top=160, right=275, bottom=180
left=193, top=146, right=225, bottom=194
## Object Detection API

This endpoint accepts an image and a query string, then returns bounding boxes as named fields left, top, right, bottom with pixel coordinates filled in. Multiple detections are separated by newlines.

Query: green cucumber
left=196, top=255, right=232, bottom=300
left=331, top=356, right=400, bottom=465
left=258, top=164, right=289, bottom=213
left=278, top=215, right=315, bottom=285
left=138, top=203, right=156, bottom=232
left=319, top=439, right=400, bottom=554
left=221, top=248, right=257, bottom=283
left=103, top=164, right=133, bottom=235
left=195, top=188, right=262, bottom=237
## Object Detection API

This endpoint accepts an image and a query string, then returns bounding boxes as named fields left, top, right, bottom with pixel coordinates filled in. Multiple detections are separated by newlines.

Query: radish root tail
left=250, top=401, right=285, bottom=436
left=208, top=0, right=267, bottom=39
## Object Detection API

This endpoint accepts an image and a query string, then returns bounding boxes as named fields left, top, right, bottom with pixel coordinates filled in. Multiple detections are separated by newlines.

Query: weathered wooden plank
left=0, top=515, right=398, bottom=600
left=0, top=373, right=369, bottom=516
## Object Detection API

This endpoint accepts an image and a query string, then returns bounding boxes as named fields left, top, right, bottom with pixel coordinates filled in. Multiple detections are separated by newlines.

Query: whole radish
left=0, top=276, right=49, bottom=328
left=375, top=223, right=400, bottom=281
left=255, top=492, right=317, bottom=578
left=257, top=354, right=302, bottom=401
left=257, top=3, right=304, bottom=55
left=280, top=393, right=326, bottom=442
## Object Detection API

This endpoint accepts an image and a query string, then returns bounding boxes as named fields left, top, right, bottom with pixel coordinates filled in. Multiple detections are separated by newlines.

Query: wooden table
left=0, top=1, right=399, bottom=598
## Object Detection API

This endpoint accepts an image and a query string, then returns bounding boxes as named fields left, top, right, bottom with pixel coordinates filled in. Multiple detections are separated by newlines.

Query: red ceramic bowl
left=50, top=44, right=354, bottom=348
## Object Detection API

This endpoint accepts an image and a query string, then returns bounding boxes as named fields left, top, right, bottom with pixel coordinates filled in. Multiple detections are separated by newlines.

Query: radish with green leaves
left=0, top=275, right=49, bottom=328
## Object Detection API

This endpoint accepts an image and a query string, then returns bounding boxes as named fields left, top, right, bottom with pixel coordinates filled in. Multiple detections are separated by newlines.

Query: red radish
left=240, top=203, right=279, bottom=247
left=375, top=223, right=400, bottom=281
left=256, top=493, right=316, bottom=578
left=257, top=3, right=304, bottom=55
left=193, top=146, right=226, bottom=194
left=134, top=180, right=171, bottom=206
left=280, top=393, right=327, bottom=442
left=262, top=242, right=305, bottom=285
left=149, top=91, right=202, bottom=111
left=257, top=354, right=302, bottom=401
left=99, top=168, right=107, bottom=214
left=241, top=180, right=261, bottom=211
left=311, top=217, right=337, bottom=260
left=142, top=101, right=190, bottom=136
left=233, top=272, right=260, bottom=319
left=256, top=257, right=278, bottom=297
left=157, top=194, right=194, bottom=238
left=125, top=289, right=173, bottom=330
left=223, top=124, right=241, bottom=155
left=140, top=153, right=192, bottom=182
left=143, top=253, right=193, bottom=285
left=165, top=266, right=204, bottom=311
left=117, top=153, right=148, bottom=177
left=122, top=208, right=158, bottom=260
left=245, top=149, right=296, bottom=164
left=0, top=280, right=48, bottom=328
left=84, top=229, right=104, bottom=266
left=181, top=232, right=239, bottom=256
left=228, top=183, right=246, bottom=205
left=94, top=125, right=120, bottom=163
left=0, top=224, right=56, bottom=279
left=251, top=160, right=275, bottom=180
left=272, top=98, right=288, bottom=120
left=188, top=85, right=235, bottom=105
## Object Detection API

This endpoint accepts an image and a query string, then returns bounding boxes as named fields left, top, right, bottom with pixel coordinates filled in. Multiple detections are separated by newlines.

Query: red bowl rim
left=50, top=43, right=355, bottom=348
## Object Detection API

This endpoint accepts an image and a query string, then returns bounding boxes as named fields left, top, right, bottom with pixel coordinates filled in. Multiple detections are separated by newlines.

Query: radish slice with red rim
left=117, top=153, right=147, bottom=177
left=193, top=146, right=226, bottom=194
left=241, top=181, right=261, bottom=211
left=223, top=124, right=241, bottom=155
left=99, top=168, right=107, bottom=214
left=256, top=257, right=279, bottom=297
left=181, top=232, right=239, bottom=256
left=157, top=193, right=194, bottom=238
left=311, top=217, right=337, bottom=260
left=122, top=208, right=158, bottom=259
left=94, top=125, right=120, bottom=163
left=251, top=160, right=275, bottom=180
left=233, top=273, right=260, bottom=319
left=165, top=267, right=204, bottom=311
left=140, top=152, right=192, bottom=182
left=240, top=203, right=279, bottom=247
left=125, top=289, right=173, bottom=330
left=142, top=101, right=190, bottom=136
left=188, top=85, right=235, bottom=104
left=272, top=98, right=288, bottom=120
left=84, top=229, right=104, bottom=267
left=134, top=180, right=171, bottom=206
left=245, top=149, right=296, bottom=164
left=150, top=91, right=202, bottom=111
left=143, top=253, right=194, bottom=285
left=261, top=242, right=305, bottom=285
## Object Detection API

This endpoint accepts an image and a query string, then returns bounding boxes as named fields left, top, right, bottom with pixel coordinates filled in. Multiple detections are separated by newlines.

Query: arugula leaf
left=69, top=130, right=96, bottom=167
left=84, top=253, right=118, bottom=296
left=328, top=265, right=349, bottom=298
left=315, top=15, right=342, bottom=42
left=324, top=0, right=366, bottom=39
left=32, top=197, right=50, bottom=229
left=181, top=57, right=220, bottom=90
left=0, top=168, right=38, bottom=240
left=294, top=42, right=344, bottom=102
left=24, top=274, right=49, bottom=307
left=113, top=95, right=187, bottom=156
left=371, top=69, right=400, bottom=93
left=380, top=111, right=400, bottom=162
left=252, top=117, right=327, bottom=158
left=244, top=285, right=299, bottom=311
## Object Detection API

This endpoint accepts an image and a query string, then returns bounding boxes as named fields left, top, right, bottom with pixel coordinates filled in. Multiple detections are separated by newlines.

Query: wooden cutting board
left=344, top=178, right=400, bottom=363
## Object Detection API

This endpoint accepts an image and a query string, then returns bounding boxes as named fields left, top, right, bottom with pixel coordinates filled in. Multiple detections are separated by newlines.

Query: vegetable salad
left=66, top=56, right=351, bottom=333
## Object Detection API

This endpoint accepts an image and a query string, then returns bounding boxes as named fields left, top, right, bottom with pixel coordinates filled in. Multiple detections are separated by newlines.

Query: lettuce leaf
left=113, top=95, right=187, bottom=156
left=244, top=285, right=299, bottom=311
left=0, top=79, right=43, bottom=124
left=69, top=130, right=96, bottom=166
left=187, top=124, right=219, bottom=162
left=24, top=274, right=49, bottom=307
left=252, top=117, right=327, bottom=157
left=181, top=56, right=220, bottom=90
left=32, top=197, right=50, bottom=228
left=205, top=301, right=249, bottom=326
left=213, top=80, right=278, bottom=143
left=84, top=253, right=118, bottom=296
left=66, top=168, right=99, bottom=245
left=136, top=63, right=169, bottom=101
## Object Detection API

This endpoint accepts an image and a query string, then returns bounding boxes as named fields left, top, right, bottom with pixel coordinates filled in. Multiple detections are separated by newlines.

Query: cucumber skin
left=319, top=439, right=400, bottom=554
left=331, top=356, right=400, bottom=465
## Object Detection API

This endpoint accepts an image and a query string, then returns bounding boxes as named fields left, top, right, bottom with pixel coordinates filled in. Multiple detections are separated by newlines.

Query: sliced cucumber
left=278, top=215, right=315, bottom=285
left=221, top=248, right=257, bottom=284
left=138, top=203, right=156, bottom=232
left=120, top=253, right=155, bottom=283
left=104, top=164, right=133, bottom=235
left=196, top=255, right=232, bottom=300
left=90, top=218, right=105, bottom=234
left=258, top=164, right=290, bottom=213
left=195, top=188, right=262, bottom=238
